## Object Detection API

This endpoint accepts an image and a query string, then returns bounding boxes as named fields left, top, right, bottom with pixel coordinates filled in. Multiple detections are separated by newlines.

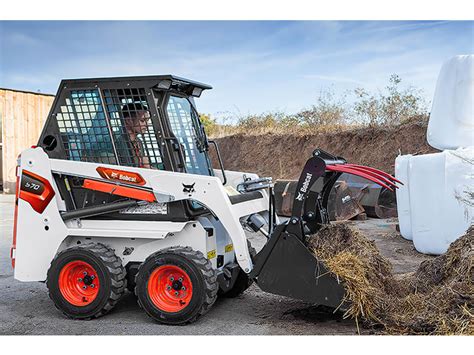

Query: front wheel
left=135, top=246, right=218, bottom=325
left=221, top=240, right=256, bottom=298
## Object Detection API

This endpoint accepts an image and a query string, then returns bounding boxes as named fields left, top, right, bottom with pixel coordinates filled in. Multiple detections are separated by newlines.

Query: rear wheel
left=46, top=243, right=126, bottom=320
left=135, top=246, right=218, bottom=325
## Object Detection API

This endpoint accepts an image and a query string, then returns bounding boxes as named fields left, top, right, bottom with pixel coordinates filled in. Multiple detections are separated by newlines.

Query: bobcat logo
left=295, top=172, right=313, bottom=201
left=182, top=183, right=196, bottom=194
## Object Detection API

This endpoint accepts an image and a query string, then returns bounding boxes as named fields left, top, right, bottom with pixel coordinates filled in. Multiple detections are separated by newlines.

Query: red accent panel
left=11, top=174, right=20, bottom=269
left=82, top=179, right=156, bottom=203
left=96, top=167, right=146, bottom=186
left=19, top=170, right=56, bottom=214
left=326, top=165, right=394, bottom=191
left=11, top=162, right=21, bottom=268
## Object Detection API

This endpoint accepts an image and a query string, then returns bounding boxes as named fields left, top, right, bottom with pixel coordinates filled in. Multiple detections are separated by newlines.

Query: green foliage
left=237, top=111, right=295, bottom=129
left=199, top=113, right=218, bottom=136
left=353, top=74, right=428, bottom=127
left=206, top=74, right=429, bottom=137
left=292, top=90, right=348, bottom=126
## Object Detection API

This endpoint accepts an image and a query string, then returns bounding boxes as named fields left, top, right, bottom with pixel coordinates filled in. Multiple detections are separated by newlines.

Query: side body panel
left=14, top=148, right=270, bottom=281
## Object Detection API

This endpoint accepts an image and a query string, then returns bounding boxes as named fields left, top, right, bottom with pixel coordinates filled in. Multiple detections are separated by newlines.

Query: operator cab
left=39, top=75, right=214, bottom=175
left=38, top=75, right=219, bottom=221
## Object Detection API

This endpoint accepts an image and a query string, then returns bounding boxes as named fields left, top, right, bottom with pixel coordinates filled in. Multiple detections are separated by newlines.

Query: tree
left=353, top=74, right=428, bottom=127
left=293, top=89, right=347, bottom=126
left=199, top=113, right=217, bottom=136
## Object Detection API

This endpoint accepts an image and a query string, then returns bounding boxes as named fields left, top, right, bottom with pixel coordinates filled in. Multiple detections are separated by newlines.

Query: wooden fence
left=0, top=89, right=55, bottom=193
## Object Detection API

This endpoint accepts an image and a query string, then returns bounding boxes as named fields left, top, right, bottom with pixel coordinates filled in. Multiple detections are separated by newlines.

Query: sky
left=0, top=21, right=473, bottom=121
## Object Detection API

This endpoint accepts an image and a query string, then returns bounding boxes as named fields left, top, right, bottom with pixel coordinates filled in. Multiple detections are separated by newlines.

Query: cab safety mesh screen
left=103, top=88, right=163, bottom=169
left=56, top=90, right=116, bottom=164
left=56, top=88, right=164, bottom=169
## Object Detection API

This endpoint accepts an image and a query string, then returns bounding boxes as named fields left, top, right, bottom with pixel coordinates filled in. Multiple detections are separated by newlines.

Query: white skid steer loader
left=11, top=75, right=401, bottom=324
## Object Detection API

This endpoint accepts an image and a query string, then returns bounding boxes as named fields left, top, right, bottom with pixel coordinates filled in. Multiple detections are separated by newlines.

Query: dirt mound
left=212, top=123, right=437, bottom=179
left=308, top=224, right=474, bottom=335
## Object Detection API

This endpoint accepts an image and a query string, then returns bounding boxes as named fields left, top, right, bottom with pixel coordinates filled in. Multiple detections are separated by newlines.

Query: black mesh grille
left=103, top=88, right=163, bottom=169
left=56, top=88, right=164, bottom=169
left=56, top=89, right=116, bottom=164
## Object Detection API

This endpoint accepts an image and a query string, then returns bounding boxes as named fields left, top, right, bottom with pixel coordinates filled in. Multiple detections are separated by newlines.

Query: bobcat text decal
left=296, top=172, right=312, bottom=201
left=96, top=167, right=146, bottom=185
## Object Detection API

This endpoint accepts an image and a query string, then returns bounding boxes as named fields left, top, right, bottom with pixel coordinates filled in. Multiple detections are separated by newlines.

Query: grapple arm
left=291, top=149, right=401, bottom=236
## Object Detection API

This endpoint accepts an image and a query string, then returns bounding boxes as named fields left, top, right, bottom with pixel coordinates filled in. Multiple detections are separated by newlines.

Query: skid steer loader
left=11, top=75, right=400, bottom=324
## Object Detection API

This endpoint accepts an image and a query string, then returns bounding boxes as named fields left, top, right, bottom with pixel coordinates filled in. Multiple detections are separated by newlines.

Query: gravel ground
left=0, top=194, right=427, bottom=335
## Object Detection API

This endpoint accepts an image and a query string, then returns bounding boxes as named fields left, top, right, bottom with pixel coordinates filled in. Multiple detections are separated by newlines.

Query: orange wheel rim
left=147, top=265, right=193, bottom=312
left=58, top=260, right=100, bottom=306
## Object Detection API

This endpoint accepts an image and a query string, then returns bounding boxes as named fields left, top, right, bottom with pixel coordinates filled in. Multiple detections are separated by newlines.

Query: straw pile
left=308, top=224, right=474, bottom=335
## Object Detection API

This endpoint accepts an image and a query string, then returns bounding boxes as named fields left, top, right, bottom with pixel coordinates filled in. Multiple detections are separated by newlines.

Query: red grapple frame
left=326, top=163, right=402, bottom=191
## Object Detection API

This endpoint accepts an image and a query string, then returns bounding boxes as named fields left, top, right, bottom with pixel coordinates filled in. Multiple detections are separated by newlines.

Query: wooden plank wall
left=0, top=89, right=55, bottom=193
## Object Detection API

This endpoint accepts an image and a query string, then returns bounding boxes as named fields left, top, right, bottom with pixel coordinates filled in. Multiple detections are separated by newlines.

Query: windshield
left=166, top=95, right=213, bottom=176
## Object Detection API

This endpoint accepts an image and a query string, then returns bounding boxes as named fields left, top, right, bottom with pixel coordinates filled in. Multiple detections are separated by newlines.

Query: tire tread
left=135, top=246, right=218, bottom=324
left=46, top=242, right=126, bottom=320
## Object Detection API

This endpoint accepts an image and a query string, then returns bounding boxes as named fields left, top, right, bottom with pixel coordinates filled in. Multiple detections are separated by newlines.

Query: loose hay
left=308, top=224, right=474, bottom=335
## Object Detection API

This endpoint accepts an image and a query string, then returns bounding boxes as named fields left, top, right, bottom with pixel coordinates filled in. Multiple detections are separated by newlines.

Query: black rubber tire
left=46, top=243, right=126, bottom=320
left=126, top=276, right=136, bottom=293
left=126, top=263, right=139, bottom=293
left=135, top=246, right=218, bottom=325
left=221, top=240, right=257, bottom=298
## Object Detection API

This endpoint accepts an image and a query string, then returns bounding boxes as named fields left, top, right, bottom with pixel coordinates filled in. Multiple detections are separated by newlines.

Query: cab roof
left=59, top=75, right=212, bottom=97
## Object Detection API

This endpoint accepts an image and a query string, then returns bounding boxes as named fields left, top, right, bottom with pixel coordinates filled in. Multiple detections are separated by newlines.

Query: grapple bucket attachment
left=251, top=149, right=401, bottom=309
left=253, top=226, right=346, bottom=307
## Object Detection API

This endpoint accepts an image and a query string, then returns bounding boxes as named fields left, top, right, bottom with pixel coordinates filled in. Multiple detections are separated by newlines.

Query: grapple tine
left=346, top=163, right=403, bottom=185
left=326, top=165, right=394, bottom=191
left=340, top=164, right=399, bottom=189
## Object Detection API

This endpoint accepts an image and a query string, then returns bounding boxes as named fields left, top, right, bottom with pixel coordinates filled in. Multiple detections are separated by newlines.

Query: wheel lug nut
left=90, top=284, right=95, bottom=288
left=166, top=285, right=171, bottom=290
left=178, top=277, right=183, bottom=282
left=174, top=291, right=179, bottom=296
left=90, top=275, right=95, bottom=280
left=181, top=286, right=186, bottom=291
left=83, top=271, right=88, bottom=276
left=170, top=277, right=174, bottom=281
left=78, top=278, right=83, bottom=282
left=82, top=285, right=87, bottom=290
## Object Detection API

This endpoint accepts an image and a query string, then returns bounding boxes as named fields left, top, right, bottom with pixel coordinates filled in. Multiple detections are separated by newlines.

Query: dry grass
left=207, top=115, right=429, bottom=139
left=308, top=224, right=474, bottom=335
left=208, top=122, right=354, bottom=138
